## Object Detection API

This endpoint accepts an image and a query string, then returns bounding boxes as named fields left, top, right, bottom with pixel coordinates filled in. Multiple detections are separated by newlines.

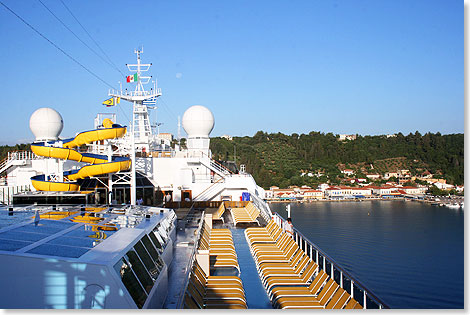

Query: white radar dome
left=182, top=105, right=215, bottom=138
left=29, top=107, right=63, bottom=141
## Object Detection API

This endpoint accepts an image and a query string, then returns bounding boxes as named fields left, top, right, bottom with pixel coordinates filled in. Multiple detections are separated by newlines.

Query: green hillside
left=210, top=131, right=464, bottom=189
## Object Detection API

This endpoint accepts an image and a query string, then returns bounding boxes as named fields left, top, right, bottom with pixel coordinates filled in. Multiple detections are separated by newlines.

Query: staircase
left=193, top=180, right=225, bottom=201
left=199, top=153, right=232, bottom=178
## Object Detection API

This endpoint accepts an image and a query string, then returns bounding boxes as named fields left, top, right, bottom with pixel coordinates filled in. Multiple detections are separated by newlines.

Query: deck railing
left=272, top=213, right=390, bottom=309
left=176, top=209, right=205, bottom=309
left=249, top=191, right=272, bottom=222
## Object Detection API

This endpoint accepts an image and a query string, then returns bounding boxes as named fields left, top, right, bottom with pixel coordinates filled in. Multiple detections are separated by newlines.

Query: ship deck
left=175, top=201, right=389, bottom=309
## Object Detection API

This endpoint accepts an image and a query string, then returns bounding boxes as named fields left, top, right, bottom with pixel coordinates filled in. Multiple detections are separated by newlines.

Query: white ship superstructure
left=0, top=50, right=266, bottom=207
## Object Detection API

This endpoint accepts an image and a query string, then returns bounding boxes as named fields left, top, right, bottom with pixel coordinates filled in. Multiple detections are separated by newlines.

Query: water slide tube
left=30, top=119, right=131, bottom=191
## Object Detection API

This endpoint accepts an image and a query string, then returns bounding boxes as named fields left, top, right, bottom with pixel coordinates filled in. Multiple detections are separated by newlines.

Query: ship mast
left=109, top=48, right=162, bottom=205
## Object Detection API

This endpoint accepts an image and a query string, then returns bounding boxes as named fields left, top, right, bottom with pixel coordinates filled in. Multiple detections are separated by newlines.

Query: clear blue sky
left=0, top=0, right=463, bottom=145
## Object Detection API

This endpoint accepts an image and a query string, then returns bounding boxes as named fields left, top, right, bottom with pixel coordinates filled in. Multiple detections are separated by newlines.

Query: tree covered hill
left=210, top=131, right=464, bottom=188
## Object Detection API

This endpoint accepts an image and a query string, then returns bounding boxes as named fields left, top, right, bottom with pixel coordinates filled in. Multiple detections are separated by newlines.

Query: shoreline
left=267, top=197, right=463, bottom=206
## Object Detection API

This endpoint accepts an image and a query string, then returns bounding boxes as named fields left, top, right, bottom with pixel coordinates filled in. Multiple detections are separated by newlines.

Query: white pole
left=287, top=204, right=291, bottom=218
left=130, top=101, right=137, bottom=206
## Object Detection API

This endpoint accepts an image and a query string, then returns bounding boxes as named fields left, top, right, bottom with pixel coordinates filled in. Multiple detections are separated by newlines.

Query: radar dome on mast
left=182, top=105, right=214, bottom=154
left=182, top=105, right=214, bottom=137
left=29, top=107, right=63, bottom=141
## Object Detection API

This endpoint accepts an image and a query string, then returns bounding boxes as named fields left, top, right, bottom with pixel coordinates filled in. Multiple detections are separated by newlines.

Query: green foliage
left=210, top=131, right=464, bottom=188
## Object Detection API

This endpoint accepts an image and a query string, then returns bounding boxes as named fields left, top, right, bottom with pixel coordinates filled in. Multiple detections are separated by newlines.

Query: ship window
left=157, top=225, right=168, bottom=240
left=125, top=250, right=154, bottom=294
left=148, top=230, right=163, bottom=252
left=152, top=227, right=166, bottom=247
left=134, top=240, right=161, bottom=280
left=141, top=234, right=164, bottom=270
left=113, top=258, right=146, bottom=309
left=160, top=220, right=169, bottom=231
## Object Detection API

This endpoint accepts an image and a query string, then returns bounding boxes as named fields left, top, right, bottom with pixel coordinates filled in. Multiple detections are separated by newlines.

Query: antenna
left=177, top=116, right=181, bottom=146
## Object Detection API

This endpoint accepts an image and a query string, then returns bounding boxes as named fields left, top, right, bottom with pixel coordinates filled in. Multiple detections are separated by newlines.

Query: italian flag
left=126, top=73, right=138, bottom=83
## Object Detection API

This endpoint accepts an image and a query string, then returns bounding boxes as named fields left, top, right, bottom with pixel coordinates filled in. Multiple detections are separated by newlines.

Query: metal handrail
left=176, top=209, right=205, bottom=309
left=249, top=191, right=272, bottom=222
left=273, top=213, right=390, bottom=309
left=192, top=178, right=225, bottom=201
left=199, top=152, right=232, bottom=176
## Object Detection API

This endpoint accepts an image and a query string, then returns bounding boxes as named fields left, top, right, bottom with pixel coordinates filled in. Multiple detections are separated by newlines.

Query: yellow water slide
left=30, top=119, right=131, bottom=191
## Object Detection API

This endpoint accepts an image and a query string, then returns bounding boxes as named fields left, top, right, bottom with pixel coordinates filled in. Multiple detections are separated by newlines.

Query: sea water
left=270, top=200, right=464, bottom=309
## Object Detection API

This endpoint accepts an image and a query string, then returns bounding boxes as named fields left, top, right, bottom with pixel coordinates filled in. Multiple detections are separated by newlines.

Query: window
left=141, top=234, right=164, bottom=271
left=148, top=230, right=163, bottom=253
left=125, top=250, right=154, bottom=294
left=134, top=240, right=161, bottom=281
left=113, top=258, right=146, bottom=309
left=157, top=225, right=168, bottom=240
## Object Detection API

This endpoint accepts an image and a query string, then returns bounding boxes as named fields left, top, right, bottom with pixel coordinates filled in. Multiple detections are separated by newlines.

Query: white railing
left=272, top=213, right=390, bottom=309
left=108, top=88, right=162, bottom=98
left=0, top=185, right=32, bottom=205
left=0, top=151, right=38, bottom=174
left=249, top=191, right=272, bottom=222
left=193, top=180, right=225, bottom=201
left=198, top=152, right=232, bottom=178
left=7, top=151, right=36, bottom=161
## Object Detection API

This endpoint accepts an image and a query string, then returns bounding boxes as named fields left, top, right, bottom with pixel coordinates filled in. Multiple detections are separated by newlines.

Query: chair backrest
left=283, top=243, right=300, bottom=260
left=288, top=250, right=305, bottom=268
left=317, top=279, right=339, bottom=305
left=186, top=280, right=204, bottom=308
left=269, top=228, right=282, bottom=241
left=279, top=234, right=295, bottom=251
left=269, top=223, right=282, bottom=237
left=184, top=293, right=201, bottom=309
left=308, top=269, right=328, bottom=294
left=344, top=297, right=362, bottom=309
left=293, top=255, right=310, bottom=273
left=298, top=261, right=318, bottom=282
left=264, top=219, right=275, bottom=232
left=325, top=287, right=347, bottom=309
left=332, top=288, right=351, bottom=309
left=215, top=203, right=225, bottom=219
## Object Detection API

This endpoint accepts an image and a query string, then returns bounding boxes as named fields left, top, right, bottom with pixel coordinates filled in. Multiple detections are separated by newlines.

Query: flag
left=102, top=97, right=120, bottom=107
left=142, top=96, right=157, bottom=106
left=126, top=73, right=138, bottom=83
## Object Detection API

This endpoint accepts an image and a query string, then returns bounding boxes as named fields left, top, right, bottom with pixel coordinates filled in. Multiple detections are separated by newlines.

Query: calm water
left=270, top=200, right=464, bottom=309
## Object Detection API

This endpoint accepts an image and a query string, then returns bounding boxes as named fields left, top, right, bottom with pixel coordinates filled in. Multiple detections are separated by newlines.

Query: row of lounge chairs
left=245, top=219, right=363, bottom=309
left=230, top=202, right=260, bottom=226
left=184, top=218, right=247, bottom=308
left=184, top=261, right=247, bottom=309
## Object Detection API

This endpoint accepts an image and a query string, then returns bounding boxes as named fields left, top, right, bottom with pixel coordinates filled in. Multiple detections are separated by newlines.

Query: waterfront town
left=264, top=167, right=464, bottom=202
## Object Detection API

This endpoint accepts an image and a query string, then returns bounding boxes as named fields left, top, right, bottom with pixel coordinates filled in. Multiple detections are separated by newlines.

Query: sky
left=0, top=0, right=464, bottom=145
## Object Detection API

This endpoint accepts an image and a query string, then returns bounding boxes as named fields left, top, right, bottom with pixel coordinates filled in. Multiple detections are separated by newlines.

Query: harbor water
left=270, top=200, right=464, bottom=309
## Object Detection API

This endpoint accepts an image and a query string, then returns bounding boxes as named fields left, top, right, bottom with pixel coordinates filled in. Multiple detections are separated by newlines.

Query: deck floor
left=231, top=228, right=273, bottom=309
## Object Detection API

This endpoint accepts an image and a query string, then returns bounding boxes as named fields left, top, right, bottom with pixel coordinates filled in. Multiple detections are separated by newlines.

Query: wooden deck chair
left=344, top=297, right=363, bottom=309
left=260, top=255, right=310, bottom=281
left=275, top=278, right=339, bottom=309
left=269, top=269, right=328, bottom=301
left=262, top=258, right=315, bottom=287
